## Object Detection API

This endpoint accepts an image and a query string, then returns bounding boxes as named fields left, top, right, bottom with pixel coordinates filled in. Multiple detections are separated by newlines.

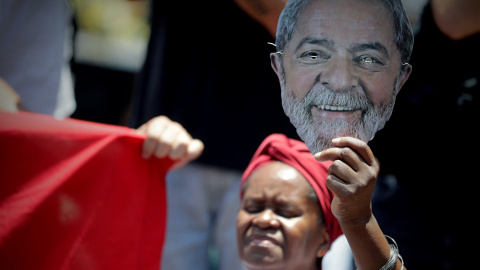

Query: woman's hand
left=314, top=137, right=379, bottom=225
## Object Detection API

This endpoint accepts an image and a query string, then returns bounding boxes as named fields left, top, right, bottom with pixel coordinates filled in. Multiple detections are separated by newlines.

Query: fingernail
left=332, top=138, right=340, bottom=143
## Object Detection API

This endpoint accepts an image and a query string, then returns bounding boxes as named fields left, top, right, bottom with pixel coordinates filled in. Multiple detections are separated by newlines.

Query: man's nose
left=319, top=57, right=358, bottom=90
left=253, top=209, right=279, bottom=228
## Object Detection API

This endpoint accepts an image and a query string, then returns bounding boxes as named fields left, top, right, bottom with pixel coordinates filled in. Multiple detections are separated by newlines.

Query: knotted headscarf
left=240, top=133, right=342, bottom=245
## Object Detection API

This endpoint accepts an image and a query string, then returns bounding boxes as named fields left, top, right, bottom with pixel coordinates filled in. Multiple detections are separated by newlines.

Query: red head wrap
left=240, top=133, right=342, bottom=245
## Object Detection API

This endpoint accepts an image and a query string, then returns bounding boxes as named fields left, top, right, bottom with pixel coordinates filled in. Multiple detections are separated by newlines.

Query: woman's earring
left=317, top=249, right=326, bottom=258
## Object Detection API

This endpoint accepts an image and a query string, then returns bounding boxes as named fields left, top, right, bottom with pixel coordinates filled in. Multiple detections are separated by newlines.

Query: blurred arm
left=0, top=77, right=21, bottom=113
left=431, top=0, right=480, bottom=40
left=233, top=0, right=287, bottom=38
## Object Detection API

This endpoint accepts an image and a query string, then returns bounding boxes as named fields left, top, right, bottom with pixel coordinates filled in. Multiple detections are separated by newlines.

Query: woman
left=237, top=133, right=405, bottom=270
left=237, top=133, right=342, bottom=269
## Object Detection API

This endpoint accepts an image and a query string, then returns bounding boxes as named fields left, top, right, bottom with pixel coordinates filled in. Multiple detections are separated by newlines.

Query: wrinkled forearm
left=340, top=214, right=406, bottom=270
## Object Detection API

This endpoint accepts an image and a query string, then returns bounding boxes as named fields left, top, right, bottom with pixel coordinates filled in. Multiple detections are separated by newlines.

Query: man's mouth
left=312, top=104, right=363, bottom=120
left=315, top=104, right=356, bottom=112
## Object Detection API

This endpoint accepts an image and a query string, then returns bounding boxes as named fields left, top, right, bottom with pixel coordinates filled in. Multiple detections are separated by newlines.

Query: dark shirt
left=369, top=3, right=479, bottom=269
left=371, top=2, right=479, bottom=208
left=128, top=1, right=300, bottom=172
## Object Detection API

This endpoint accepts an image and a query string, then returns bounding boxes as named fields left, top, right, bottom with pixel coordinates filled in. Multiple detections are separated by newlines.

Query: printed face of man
left=237, top=162, right=328, bottom=270
left=271, top=0, right=411, bottom=154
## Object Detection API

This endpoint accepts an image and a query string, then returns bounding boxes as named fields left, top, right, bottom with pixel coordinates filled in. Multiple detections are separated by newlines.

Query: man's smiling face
left=271, top=0, right=411, bottom=154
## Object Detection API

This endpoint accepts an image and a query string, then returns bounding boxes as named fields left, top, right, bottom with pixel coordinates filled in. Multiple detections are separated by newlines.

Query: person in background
left=0, top=0, right=76, bottom=118
left=0, top=0, right=203, bottom=171
left=127, top=1, right=305, bottom=269
left=238, top=133, right=406, bottom=270
left=369, top=0, right=480, bottom=269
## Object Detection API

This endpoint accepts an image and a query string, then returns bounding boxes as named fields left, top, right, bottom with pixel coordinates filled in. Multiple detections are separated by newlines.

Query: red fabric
left=0, top=111, right=174, bottom=270
left=241, top=133, right=342, bottom=245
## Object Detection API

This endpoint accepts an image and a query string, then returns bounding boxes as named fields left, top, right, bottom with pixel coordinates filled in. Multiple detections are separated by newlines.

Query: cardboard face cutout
left=271, top=0, right=412, bottom=154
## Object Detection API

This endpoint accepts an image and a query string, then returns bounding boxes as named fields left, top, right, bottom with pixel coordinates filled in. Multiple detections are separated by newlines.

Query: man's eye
left=362, top=56, right=374, bottom=64
left=355, top=55, right=384, bottom=71
left=307, top=52, right=320, bottom=60
left=300, top=51, right=329, bottom=62
left=357, top=56, right=383, bottom=65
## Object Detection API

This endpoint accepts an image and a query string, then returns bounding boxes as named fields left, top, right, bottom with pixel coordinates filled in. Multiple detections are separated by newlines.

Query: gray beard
left=281, top=83, right=396, bottom=154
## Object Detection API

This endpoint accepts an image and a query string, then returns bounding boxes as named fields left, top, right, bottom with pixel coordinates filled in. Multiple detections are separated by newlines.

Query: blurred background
left=70, top=0, right=150, bottom=125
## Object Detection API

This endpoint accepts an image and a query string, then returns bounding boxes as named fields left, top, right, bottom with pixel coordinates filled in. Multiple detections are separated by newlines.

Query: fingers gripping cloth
left=240, top=133, right=343, bottom=245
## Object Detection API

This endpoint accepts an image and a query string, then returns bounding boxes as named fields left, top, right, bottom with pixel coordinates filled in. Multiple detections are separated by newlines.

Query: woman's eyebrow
left=348, top=42, right=389, bottom=58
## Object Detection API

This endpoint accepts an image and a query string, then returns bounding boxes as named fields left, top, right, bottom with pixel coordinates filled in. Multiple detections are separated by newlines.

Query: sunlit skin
left=271, top=0, right=411, bottom=153
left=237, top=162, right=330, bottom=270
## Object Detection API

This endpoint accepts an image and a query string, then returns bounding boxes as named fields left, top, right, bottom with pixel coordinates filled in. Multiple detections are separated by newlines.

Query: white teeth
left=317, top=105, right=353, bottom=111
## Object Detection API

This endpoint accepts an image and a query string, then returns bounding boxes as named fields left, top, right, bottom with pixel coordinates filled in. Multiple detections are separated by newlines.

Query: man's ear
left=270, top=52, right=283, bottom=83
left=396, top=64, right=413, bottom=94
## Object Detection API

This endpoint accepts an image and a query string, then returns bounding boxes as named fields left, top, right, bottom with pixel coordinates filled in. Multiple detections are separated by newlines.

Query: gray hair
left=275, top=0, right=414, bottom=66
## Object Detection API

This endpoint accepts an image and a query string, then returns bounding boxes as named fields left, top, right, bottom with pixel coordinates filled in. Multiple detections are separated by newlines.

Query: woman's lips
left=248, top=235, right=280, bottom=247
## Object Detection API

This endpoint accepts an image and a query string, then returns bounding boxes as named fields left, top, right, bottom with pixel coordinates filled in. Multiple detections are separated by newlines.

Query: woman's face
left=237, top=161, right=329, bottom=270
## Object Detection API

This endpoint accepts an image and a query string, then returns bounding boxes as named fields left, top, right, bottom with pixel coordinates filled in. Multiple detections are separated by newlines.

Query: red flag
left=0, top=111, right=173, bottom=270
